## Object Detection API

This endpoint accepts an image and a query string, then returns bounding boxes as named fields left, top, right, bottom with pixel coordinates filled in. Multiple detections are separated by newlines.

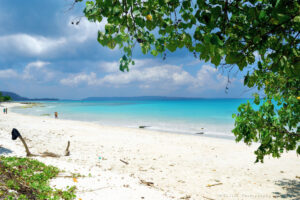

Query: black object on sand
left=11, top=128, right=33, bottom=156
left=12, top=128, right=21, bottom=140
left=139, top=126, right=149, bottom=129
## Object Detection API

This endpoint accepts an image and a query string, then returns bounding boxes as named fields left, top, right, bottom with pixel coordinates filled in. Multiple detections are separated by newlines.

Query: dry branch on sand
left=11, top=128, right=70, bottom=158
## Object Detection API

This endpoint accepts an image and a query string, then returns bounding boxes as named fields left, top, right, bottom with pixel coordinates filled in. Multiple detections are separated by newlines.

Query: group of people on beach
left=3, top=107, right=8, bottom=114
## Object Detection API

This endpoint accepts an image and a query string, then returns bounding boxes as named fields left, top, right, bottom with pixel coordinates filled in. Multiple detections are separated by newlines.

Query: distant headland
left=1, top=91, right=246, bottom=102
left=0, top=91, right=59, bottom=101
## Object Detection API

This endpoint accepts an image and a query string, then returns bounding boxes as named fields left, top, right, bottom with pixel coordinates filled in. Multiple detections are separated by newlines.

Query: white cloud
left=98, top=59, right=156, bottom=73
left=99, top=61, right=119, bottom=73
left=60, top=60, right=229, bottom=92
left=172, top=71, right=194, bottom=85
left=0, top=61, right=55, bottom=82
left=0, top=69, right=18, bottom=79
left=61, top=64, right=188, bottom=87
left=60, top=72, right=97, bottom=86
left=0, top=34, right=66, bottom=56
left=26, top=60, right=50, bottom=69
left=23, top=61, right=52, bottom=80
left=194, top=65, right=227, bottom=90
left=67, top=17, right=106, bottom=43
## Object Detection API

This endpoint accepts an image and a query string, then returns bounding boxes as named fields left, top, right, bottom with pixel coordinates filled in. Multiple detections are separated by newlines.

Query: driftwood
left=79, top=186, right=114, bottom=193
left=206, top=183, right=223, bottom=187
left=19, top=135, right=35, bottom=157
left=202, top=196, right=215, bottom=200
left=11, top=128, right=70, bottom=157
left=41, top=151, right=60, bottom=158
left=140, top=179, right=154, bottom=187
left=41, top=140, right=70, bottom=157
left=180, top=195, right=191, bottom=200
left=64, top=141, right=70, bottom=156
left=120, top=159, right=129, bottom=165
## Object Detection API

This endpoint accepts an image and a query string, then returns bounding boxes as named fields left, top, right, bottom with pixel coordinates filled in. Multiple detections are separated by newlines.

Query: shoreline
left=7, top=102, right=234, bottom=142
left=9, top=101, right=236, bottom=140
left=0, top=102, right=299, bottom=199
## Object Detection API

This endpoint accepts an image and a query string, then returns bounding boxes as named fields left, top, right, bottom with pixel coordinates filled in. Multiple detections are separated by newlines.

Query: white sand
left=0, top=102, right=299, bottom=200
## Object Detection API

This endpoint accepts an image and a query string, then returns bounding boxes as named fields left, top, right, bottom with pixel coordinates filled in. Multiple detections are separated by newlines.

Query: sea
left=11, top=98, right=252, bottom=139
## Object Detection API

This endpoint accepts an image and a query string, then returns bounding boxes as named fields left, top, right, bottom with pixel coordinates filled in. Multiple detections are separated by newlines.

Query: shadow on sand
left=0, top=146, right=13, bottom=155
left=273, top=178, right=300, bottom=199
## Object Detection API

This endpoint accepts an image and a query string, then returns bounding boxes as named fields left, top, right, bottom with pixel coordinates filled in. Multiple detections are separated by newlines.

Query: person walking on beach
left=54, top=112, right=58, bottom=119
left=3, top=108, right=5, bottom=114
left=5, top=108, right=7, bottom=114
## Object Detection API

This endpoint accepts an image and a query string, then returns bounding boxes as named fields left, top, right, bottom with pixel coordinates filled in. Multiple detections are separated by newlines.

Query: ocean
left=11, top=99, right=251, bottom=139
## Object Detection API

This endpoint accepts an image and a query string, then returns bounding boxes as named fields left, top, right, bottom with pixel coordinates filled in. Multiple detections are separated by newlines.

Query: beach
left=0, top=102, right=299, bottom=199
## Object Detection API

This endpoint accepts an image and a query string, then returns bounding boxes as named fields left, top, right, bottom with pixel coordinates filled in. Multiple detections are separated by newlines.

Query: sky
left=0, top=0, right=252, bottom=99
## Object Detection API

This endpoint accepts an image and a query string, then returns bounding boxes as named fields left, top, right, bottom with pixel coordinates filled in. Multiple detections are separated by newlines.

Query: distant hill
left=1, top=91, right=28, bottom=101
left=0, top=91, right=59, bottom=101
left=82, top=96, right=202, bottom=101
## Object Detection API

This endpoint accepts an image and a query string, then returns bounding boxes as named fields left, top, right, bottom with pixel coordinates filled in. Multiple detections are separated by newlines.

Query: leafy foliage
left=0, top=156, right=76, bottom=200
left=0, top=92, right=12, bottom=102
left=77, top=0, right=300, bottom=162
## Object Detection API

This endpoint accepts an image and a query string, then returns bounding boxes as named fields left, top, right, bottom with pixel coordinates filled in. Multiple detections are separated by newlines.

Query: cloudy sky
left=0, top=0, right=251, bottom=99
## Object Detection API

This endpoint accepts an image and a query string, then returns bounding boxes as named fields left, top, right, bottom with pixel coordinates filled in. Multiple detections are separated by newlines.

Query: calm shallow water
left=12, top=99, right=251, bottom=138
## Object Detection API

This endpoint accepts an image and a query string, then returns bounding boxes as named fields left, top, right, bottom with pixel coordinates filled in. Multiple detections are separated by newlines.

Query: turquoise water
left=12, top=99, right=251, bottom=138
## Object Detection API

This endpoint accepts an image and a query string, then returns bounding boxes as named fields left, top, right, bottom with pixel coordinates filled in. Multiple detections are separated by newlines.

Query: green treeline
left=0, top=92, right=12, bottom=102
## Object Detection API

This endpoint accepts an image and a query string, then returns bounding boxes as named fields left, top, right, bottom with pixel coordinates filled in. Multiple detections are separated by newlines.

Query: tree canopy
left=0, top=92, right=12, bottom=102
left=77, top=0, right=300, bottom=162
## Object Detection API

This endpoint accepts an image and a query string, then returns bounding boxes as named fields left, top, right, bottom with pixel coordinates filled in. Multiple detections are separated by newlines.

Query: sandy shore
left=0, top=102, right=299, bottom=200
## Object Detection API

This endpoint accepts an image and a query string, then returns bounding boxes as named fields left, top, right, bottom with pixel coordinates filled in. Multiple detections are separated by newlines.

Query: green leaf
left=253, top=93, right=260, bottom=105
left=132, top=10, right=140, bottom=16
left=107, top=40, right=116, bottom=49
left=151, top=49, right=158, bottom=56
left=248, top=54, right=255, bottom=64
left=135, top=17, right=145, bottom=27
left=259, top=11, right=266, bottom=20
left=211, top=54, right=221, bottom=66
left=211, top=35, right=223, bottom=46
left=166, top=42, right=177, bottom=52
left=225, top=53, right=241, bottom=64
left=294, top=16, right=300, bottom=23
left=114, top=34, right=124, bottom=44
left=119, top=55, right=130, bottom=72
left=113, top=6, right=121, bottom=14
left=141, top=43, right=150, bottom=54
left=276, top=13, right=289, bottom=23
